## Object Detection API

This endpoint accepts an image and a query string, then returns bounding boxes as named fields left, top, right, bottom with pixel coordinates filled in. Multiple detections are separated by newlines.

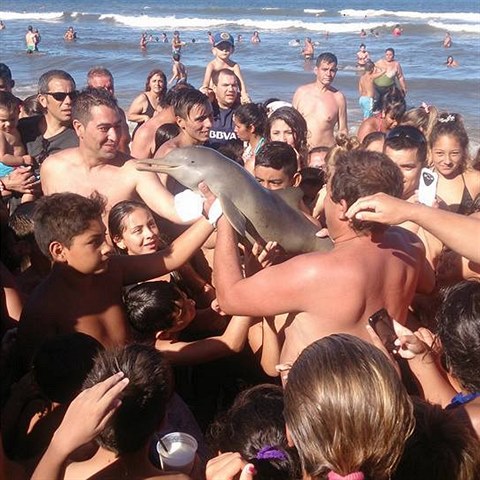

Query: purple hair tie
left=256, top=446, right=287, bottom=461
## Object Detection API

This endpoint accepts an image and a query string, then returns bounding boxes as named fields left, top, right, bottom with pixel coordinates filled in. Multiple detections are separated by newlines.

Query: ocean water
left=1, top=0, right=479, bottom=145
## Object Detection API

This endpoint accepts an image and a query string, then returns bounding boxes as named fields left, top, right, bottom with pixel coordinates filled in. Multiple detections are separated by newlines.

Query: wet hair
left=108, top=200, right=153, bottom=254
left=315, top=52, right=338, bottom=67
left=124, top=281, right=182, bottom=341
left=393, top=397, right=480, bottom=480
left=208, top=384, right=301, bottom=480
left=83, top=344, right=172, bottom=454
left=266, top=107, right=308, bottom=166
left=361, top=131, right=385, bottom=150
left=330, top=149, right=403, bottom=232
left=144, top=69, right=167, bottom=95
left=21, top=94, right=42, bottom=117
left=429, top=113, right=469, bottom=169
left=216, top=138, right=245, bottom=165
left=401, top=105, right=438, bottom=140
left=382, top=88, right=407, bottom=121
left=364, top=60, right=375, bottom=73
left=37, top=70, right=76, bottom=94
left=173, top=88, right=211, bottom=120
left=211, top=68, right=239, bottom=87
left=86, top=66, right=114, bottom=84
left=33, top=192, right=106, bottom=259
left=255, top=141, right=298, bottom=179
left=0, top=90, right=20, bottom=113
left=72, top=88, right=119, bottom=125
left=385, top=47, right=395, bottom=56
left=172, top=53, right=180, bottom=61
left=154, top=122, right=180, bottom=152
left=284, top=334, right=414, bottom=480
left=33, top=333, right=103, bottom=403
left=384, top=125, right=428, bottom=165
left=436, top=280, right=480, bottom=393
left=359, top=43, right=366, bottom=48
left=234, top=103, right=267, bottom=137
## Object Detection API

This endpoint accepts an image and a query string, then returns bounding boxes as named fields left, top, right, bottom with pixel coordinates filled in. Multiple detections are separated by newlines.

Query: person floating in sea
left=0, top=21, right=5, bottom=30
left=392, top=24, right=403, bottom=36
left=302, top=37, right=314, bottom=60
left=443, top=32, right=452, bottom=48
left=360, top=28, right=367, bottom=37
left=251, top=30, right=261, bottom=43
left=445, top=55, right=459, bottom=68
left=160, top=32, right=168, bottom=43
left=64, top=26, right=77, bottom=41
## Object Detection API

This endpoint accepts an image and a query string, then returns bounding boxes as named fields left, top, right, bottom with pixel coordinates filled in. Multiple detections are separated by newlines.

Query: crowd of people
left=0, top=25, right=479, bottom=480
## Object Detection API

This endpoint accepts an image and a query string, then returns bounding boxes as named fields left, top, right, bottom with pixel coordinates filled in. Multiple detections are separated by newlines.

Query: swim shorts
left=359, top=96, right=374, bottom=119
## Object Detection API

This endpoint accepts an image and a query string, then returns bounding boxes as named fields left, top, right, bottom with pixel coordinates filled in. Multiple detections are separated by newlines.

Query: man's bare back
left=279, top=227, right=426, bottom=364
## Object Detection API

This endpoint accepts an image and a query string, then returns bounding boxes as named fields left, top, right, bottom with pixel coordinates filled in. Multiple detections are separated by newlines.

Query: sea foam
left=339, top=9, right=480, bottom=23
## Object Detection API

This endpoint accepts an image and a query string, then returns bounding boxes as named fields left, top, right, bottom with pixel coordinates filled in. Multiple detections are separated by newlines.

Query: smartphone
left=418, top=167, right=438, bottom=207
left=368, top=308, right=397, bottom=353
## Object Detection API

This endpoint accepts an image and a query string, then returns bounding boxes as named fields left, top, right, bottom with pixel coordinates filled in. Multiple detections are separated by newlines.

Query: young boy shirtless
left=201, top=32, right=250, bottom=103
left=17, top=192, right=217, bottom=368
left=0, top=91, right=34, bottom=176
left=358, top=60, right=385, bottom=119
left=168, top=53, right=188, bottom=86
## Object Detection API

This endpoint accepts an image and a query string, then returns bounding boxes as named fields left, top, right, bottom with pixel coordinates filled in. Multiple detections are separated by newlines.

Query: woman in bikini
left=127, top=69, right=167, bottom=138
left=429, top=113, right=480, bottom=214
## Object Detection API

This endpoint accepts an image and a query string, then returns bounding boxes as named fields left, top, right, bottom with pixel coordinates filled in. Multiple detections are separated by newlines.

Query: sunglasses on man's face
left=44, top=91, right=78, bottom=102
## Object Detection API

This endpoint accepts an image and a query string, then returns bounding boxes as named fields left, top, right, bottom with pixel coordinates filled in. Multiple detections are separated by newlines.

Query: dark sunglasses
left=44, top=91, right=78, bottom=102
left=385, top=126, right=426, bottom=145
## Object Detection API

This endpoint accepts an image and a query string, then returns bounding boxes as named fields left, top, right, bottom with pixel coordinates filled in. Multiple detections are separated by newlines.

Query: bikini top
left=446, top=391, right=480, bottom=409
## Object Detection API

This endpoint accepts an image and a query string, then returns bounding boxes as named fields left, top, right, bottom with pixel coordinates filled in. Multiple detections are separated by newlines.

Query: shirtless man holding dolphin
left=293, top=52, right=348, bottom=148
left=212, top=150, right=435, bottom=366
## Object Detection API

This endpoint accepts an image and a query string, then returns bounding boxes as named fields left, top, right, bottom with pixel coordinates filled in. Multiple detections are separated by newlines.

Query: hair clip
left=421, top=102, right=430, bottom=114
left=256, top=446, right=287, bottom=461
left=438, top=114, right=455, bottom=123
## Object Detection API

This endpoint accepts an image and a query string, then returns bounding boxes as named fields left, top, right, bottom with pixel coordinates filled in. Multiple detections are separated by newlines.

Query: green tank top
left=374, top=74, right=395, bottom=88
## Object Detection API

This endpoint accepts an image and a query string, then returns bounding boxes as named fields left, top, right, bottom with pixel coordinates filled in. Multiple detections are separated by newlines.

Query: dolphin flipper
left=220, top=196, right=247, bottom=236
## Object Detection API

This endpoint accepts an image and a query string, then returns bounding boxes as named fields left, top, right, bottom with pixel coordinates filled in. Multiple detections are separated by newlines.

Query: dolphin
left=137, top=146, right=332, bottom=254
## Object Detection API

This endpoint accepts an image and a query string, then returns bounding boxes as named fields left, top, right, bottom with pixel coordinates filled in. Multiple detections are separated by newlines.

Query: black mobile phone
left=368, top=308, right=397, bottom=353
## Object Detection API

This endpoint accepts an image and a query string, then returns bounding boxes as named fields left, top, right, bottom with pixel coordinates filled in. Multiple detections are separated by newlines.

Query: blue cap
left=213, top=32, right=234, bottom=48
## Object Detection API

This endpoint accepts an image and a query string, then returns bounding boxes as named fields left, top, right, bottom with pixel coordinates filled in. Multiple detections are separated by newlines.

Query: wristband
left=207, top=198, right=223, bottom=227
left=174, top=190, right=204, bottom=222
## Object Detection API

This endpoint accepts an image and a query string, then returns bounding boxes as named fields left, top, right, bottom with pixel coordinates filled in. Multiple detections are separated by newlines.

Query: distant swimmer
left=0, top=21, right=5, bottom=30
left=302, top=37, right=315, bottom=60
left=251, top=30, right=261, bottom=43
left=392, top=24, right=403, bottom=36
left=64, top=26, right=77, bottom=41
left=139, top=32, right=148, bottom=50
left=445, top=55, right=459, bottom=68
left=25, top=25, right=36, bottom=53
left=289, top=39, right=301, bottom=47
left=160, top=32, right=168, bottom=43
left=168, top=53, right=188, bottom=85
left=356, top=43, right=369, bottom=68
left=360, top=28, right=367, bottom=37
left=443, top=32, right=452, bottom=48
left=237, top=34, right=243, bottom=43
left=208, top=31, right=215, bottom=45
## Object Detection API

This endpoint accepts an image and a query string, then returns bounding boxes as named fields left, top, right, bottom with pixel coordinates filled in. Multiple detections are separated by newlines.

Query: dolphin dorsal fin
left=271, top=187, right=303, bottom=211
left=220, top=196, right=247, bottom=236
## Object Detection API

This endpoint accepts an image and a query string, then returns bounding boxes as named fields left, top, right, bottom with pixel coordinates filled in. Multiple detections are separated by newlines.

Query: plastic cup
left=156, top=432, right=198, bottom=474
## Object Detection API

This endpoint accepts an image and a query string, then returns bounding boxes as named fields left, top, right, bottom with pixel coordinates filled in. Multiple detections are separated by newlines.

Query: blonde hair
left=401, top=105, right=438, bottom=141
left=284, top=334, right=415, bottom=480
